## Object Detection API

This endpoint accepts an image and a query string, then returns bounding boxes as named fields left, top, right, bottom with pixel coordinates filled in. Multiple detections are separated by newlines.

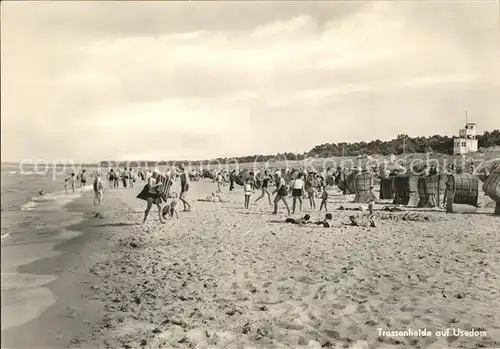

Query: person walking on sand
left=93, top=173, right=104, bottom=206
left=142, top=169, right=165, bottom=224
left=244, top=178, right=253, bottom=209
left=255, top=170, right=272, bottom=205
left=319, top=185, right=329, bottom=212
left=179, top=166, right=192, bottom=212
left=291, top=172, right=305, bottom=214
left=272, top=172, right=291, bottom=215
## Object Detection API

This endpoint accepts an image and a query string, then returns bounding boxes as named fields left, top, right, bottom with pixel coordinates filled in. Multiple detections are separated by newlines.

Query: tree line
left=100, top=130, right=500, bottom=166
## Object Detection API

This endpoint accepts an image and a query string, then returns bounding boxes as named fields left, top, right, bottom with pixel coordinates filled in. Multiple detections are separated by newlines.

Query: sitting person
left=285, top=214, right=311, bottom=225
left=162, top=199, right=179, bottom=219
left=315, top=213, right=333, bottom=227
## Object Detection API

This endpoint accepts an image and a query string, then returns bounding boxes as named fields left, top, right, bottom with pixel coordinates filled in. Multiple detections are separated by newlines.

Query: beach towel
left=136, top=175, right=173, bottom=203
left=157, top=175, right=173, bottom=202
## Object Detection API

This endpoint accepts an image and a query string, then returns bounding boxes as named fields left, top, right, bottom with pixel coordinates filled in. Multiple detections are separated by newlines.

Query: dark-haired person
left=315, top=213, right=333, bottom=227
left=319, top=186, right=329, bottom=212
left=291, top=173, right=305, bottom=214
left=142, top=169, right=165, bottom=224
left=285, top=214, right=311, bottom=225
left=255, top=170, right=272, bottom=206
left=179, top=166, right=192, bottom=212
left=70, top=173, right=76, bottom=194
left=272, top=172, right=291, bottom=216
left=80, top=169, right=87, bottom=193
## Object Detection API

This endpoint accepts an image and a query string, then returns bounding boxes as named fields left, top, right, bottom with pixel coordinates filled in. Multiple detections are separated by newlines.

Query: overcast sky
left=1, top=1, right=499, bottom=162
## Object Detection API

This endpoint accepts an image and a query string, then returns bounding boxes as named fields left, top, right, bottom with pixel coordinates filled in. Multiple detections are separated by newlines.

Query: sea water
left=1, top=164, right=96, bottom=332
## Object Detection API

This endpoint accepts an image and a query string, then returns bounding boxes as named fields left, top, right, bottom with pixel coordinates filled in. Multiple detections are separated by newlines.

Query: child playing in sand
left=319, top=186, right=329, bottom=212
left=162, top=199, right=179, bottom=219
left=244, top=179, right=253, bottom=209
left=315, top=213, right=333, bottom=227
left=284, top=214, right=311, bottom=225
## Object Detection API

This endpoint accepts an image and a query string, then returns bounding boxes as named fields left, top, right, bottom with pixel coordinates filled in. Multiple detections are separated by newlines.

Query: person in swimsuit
left=343, top=215, right=376, bottom=228
left=315, top=213, right=333, bottom=227
left=93, top=173, right=104, bottom=206
left=129, top=168, right=135, bottom=188
left=142, top=169, right=165, bottom=224
left=108, top=170, right=114, bottom=188
left=113, top=168, right=120, bottom=188
left=255, top=170, right=272, bottom=205
left=64, top=178, right=69, bottom=194
left=179, top=166, right=191, bottom=212
left=162, top=199, right=179, bottom=219
left=216, top=172, right=224, bottom=193
left=272, top=172, right=291, bottom=215
left=291, top=173, right=305, bottom=214
left=80, top=169, right=87, bottom=193
left=198, top=193, right=226, bottom=203
left=70, top=173, right=76, bottom=194
left=319, top=186, right=329, bottom=212
left=305, top=172, right=317, bottom=210
left=284, top=214, right=311, bottom=225
left=244, top=179, right=253, bottom=209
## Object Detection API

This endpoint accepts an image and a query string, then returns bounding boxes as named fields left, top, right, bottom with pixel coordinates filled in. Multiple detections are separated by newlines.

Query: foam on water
left=1, top=172, right=94, bottom=332
left=19, top=186, right=93, bottom=213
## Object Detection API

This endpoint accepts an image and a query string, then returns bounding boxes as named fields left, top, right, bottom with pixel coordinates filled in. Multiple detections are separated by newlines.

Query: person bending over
left=162, top=199, right=179, bottom=219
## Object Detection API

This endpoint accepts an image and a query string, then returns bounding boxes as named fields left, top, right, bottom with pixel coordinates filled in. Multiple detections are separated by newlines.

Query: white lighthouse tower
left=453, top=116, right=478, bottom=155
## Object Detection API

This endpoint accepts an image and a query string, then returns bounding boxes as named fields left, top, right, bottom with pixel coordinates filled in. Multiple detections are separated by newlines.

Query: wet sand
left=66, top=179, right=500, bottom=349
left=1, top=196, right=111, bottom=349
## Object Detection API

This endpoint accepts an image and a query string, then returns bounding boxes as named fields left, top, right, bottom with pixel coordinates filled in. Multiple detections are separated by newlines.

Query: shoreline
left=2, top=179, right=499, bottom=348
left=1, top=192, right=112, bottom=349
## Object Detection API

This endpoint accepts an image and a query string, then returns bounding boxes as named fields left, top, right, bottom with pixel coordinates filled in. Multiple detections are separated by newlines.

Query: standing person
left=244, top=179, right=253, bottom=209
left=255, top=170, right=272, bottom=205
left=129, top=168, right=135, bottom=188
left=229, top=170, right=236, bottom=191
left=272, top=172, right=291, bottom=215
left=64, top=178, right=69, bottom=194
left=113, top=168, right=120, bottom=188
left=122, top=167, right=129, bottom=188
left=70, top=173, right=76, bottom=194
left=93, top=173, right=104, bottom=206
left=80, top=169, right=87, bottom=193
left=108, top=169, right=114, bottom=188
left=179, top=166, right=192, bottom=212
left=291, top=173, right=305, bottom=214
left=142, top=169, right=165, bottom=224
left=319, top=186, right=329, bottom=212
left=216, top=172, right=223, bottom=193
left=305, top=173, right=317, bottom=210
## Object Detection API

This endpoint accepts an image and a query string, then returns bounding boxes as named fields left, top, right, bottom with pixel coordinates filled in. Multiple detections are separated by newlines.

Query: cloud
left=1, top=1, right=499, bottom=162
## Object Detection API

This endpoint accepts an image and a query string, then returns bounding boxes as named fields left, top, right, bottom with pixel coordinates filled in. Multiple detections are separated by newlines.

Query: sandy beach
left=64, top=179, right=500, bottom=349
